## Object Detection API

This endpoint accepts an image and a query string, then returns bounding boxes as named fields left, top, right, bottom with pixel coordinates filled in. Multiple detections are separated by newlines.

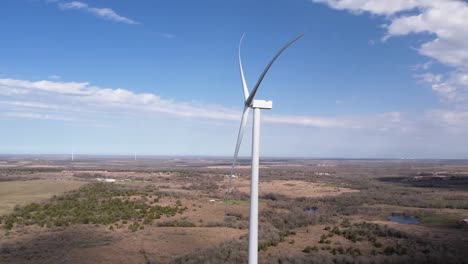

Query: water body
left=388, top=215, right=420, bottom=224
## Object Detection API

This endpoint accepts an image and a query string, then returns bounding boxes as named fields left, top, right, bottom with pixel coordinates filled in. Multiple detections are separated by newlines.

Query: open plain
left=0, top=157, right=467, bottom=263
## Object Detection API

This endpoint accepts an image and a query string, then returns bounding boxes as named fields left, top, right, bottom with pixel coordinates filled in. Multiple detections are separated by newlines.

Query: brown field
left=0, top=179, right=86, bottom=215
left=233, top=179, right=359, bottom=198
left=0, top=157, right=467, bottom=263
left=0, top=225, right=244, bottom=264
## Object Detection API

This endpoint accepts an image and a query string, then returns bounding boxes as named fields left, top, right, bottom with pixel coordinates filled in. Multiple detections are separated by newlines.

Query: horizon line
left=0, top=153, right=467, bottom=161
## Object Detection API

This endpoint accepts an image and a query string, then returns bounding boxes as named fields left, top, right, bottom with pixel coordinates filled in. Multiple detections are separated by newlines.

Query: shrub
left=170, top=240, right=248, bottom=264
left=158, top=219, right=195, bottom=227
left=384, top=246, right=396, bottom=255
left=261, top=193, right=288, bottom=201
left=302, top=246, right=318, bottom=253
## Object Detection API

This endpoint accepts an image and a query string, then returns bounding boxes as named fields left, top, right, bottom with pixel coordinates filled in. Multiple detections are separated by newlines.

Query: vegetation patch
left=0, top=182, right=185, bottom=231
left=224, top=199, right=244, bottom=205
left=414, top=211, right=466, bottom=228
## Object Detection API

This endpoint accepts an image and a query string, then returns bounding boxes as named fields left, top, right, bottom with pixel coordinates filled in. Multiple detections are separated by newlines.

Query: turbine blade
left=239, top=33, right=250, bottom=101
left=226, top=106, right=250, bottom=197
left=245, top=33, right=304, bottom=106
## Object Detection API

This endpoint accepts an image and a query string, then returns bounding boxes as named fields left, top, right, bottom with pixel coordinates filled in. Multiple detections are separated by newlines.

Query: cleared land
left=0, top=179, right=86, bottom=215
left=0, top=225, right=244, bottom=264
left=234, top=179, right=359, bottom=198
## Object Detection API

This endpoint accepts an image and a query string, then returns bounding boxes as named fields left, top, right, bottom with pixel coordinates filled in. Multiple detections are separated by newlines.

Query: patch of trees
left=0, top=167, right=63, bottom=175
left=379, top=175, right=468, bottom=189
left=323, top=220, right=408, bottom=251
left=73, top=172, right=104, bottom=179
left=0, top=183, right=186, bottom=231
left=312, top=185, right=468, bottom=212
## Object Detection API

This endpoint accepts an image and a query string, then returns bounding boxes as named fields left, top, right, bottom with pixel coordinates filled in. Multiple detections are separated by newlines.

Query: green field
left=0, top=179, right=86, bottom=215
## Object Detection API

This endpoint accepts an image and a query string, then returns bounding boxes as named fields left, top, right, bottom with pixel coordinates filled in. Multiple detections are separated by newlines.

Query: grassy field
left=0, top=179, right=86, bottom=215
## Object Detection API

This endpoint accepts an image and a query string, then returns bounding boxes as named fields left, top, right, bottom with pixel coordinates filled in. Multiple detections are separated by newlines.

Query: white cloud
left=0, top=77, right=412, bottom=131
left=311, top=0, right=429, bottom=16
left=385, top=0, right=468, bottom=68
left=412, top=61, right=432, bottom=71
left=264, top=114, right=355, bottom=128
left=312, top=0, right=468, bottom=103
left=0, top=101, right=59, bottom=109
left=0, top=86, right=28, bottom=96
left=0, top=78, right=89, bottom=95
left=58, top=1, right=139, bottom=25
left=312, top=0, right=468, bottom=134
left=3, top=112, right=74, bottom=122
left=417, top=71, right=468, bottom=102
left=312, top=0, right=468, bottom=68
left=426, top=109, right=468, bottom=133
left=2, top=77, right=468, bottom=157
left=0, top=78, right=239, bottom=122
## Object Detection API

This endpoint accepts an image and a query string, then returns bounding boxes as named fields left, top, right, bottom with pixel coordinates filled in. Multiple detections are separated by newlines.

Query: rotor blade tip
left=239, top=34, right=246, bottom=48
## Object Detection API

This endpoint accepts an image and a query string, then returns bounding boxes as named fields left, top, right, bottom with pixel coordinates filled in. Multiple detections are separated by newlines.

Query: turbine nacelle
left=249, top=99, right=273, bottom=109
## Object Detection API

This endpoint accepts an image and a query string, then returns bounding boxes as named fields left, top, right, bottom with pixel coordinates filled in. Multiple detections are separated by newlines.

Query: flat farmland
left=0, top=179, right=86, bottom=215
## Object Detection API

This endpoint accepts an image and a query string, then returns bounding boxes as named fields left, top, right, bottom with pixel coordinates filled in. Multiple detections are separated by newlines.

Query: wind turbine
left=228, top=33, right=304, bottom=264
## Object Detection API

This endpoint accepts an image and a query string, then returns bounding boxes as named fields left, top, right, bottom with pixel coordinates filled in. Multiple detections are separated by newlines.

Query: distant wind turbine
left=227, top=33, right=304, bottom=264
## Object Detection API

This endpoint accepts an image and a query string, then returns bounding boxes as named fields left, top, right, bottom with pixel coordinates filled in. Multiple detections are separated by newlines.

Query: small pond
left=387, top=215, right=420, bottom=224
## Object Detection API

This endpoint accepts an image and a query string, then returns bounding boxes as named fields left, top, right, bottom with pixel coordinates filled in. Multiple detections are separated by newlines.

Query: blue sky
left=0, top=0, right=467, bottom=158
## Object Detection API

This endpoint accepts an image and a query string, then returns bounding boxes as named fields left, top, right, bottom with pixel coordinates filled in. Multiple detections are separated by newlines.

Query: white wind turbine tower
left=228, top=33, right=304, bottom=264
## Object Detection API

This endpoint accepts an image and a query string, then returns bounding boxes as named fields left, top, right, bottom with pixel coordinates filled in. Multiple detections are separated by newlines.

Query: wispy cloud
left=0, top=77, right=410, bottom=131
left=3, top=112, right=73, bottom=122
left=3, top=77, right=468, bottom=157
left=0, top=78, right=236, bottom=122
left=264, top=114, right=355, bottom=129
left=58, top=1, right=139, bottom=25
left=0, top=100, right=60, bottom=109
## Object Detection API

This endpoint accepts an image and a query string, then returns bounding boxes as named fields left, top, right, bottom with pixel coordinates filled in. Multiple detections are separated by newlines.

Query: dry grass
left=0, top=179, right=86, bottom=215
left=233, top=179, right=359, bottom=198
left=0, top=224, right=245, bottom=264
